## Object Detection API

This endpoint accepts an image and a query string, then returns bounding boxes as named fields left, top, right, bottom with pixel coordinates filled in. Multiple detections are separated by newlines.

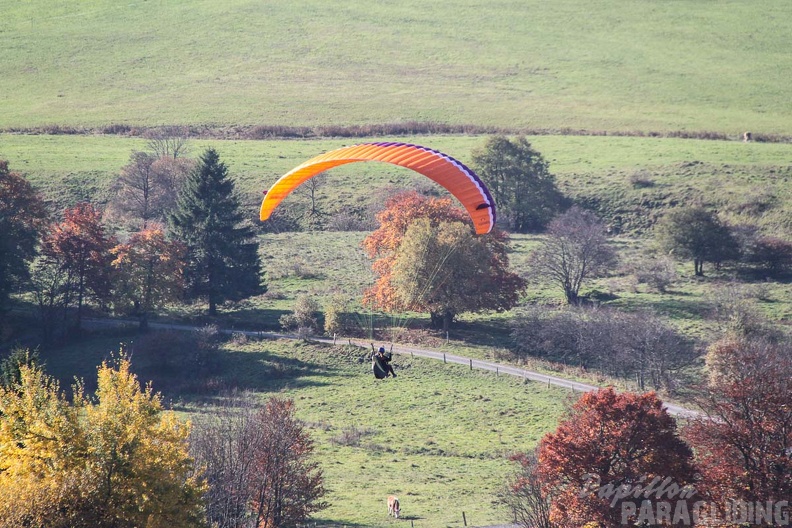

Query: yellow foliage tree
left=0, top=353, right=206, bottom=528
left=0, top=363, right=84, bottom=526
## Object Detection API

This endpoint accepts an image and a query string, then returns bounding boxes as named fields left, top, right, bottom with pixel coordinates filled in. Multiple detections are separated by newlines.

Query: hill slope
left=2, top=0, right=791, bottom=132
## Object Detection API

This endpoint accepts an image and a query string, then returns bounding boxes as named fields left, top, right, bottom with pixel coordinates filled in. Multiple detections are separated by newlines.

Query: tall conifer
left=170, top=148, right=263, bottom=314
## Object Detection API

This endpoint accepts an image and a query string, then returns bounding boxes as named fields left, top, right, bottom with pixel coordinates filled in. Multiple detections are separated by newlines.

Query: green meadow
left=2, top=133, right=790, bottom=233
left=2, top=0, right=791, bottom=133
left=39, top=333, right=569, bottom=528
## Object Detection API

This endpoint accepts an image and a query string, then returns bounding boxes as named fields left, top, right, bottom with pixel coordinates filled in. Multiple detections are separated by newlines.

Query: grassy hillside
left=39, top=333, right=569, bottom=528
left=2, top=0, right=791, bottom=133
left=2, top=133, right=790, bottom=235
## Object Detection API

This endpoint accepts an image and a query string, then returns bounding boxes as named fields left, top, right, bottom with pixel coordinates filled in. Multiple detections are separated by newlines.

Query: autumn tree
left=107, top=151, right=192, bottom=230
left=362, top=192, right=525, bottom=331
left=389, top=218, right=526, bottom=330
left=471, top=135, right=566, bottom=232
left=169, top=148, right=264, bottom=315
left=192, top=393, right=328, bottom=528
left=0, top=160, right=48, bottom=311
left=0, top=359, right=83, bottom=526
left=655, top=206, right=738, bottom=276
left=535, top=388, right=697, bottom=527
left=111, top=226, right=186, bottom=330
left=0, top=354, right=206, bottom=528
left=41, top=203, right=115, bottom=331
left=530, top=206, right=617, bottom=304
left=685, top=336, right=792, bottom=513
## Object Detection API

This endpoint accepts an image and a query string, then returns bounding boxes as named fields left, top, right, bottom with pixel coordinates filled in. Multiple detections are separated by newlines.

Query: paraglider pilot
left=370, top=344, right=396, bottom=378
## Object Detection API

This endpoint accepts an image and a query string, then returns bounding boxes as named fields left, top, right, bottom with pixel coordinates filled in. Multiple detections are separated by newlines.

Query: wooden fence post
left=462, top=511, right=467, bottom=526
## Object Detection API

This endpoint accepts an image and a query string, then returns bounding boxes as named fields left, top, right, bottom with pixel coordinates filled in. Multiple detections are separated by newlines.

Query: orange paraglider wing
left=260, top=142, right=495, bottom=234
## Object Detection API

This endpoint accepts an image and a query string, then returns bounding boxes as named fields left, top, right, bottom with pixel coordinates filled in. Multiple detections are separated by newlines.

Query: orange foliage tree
left=362, top=191, right=525, bottom=330
left=685, top=336, right=792, bottom=512
left=535, top=388, right=697, bottom=527
left=41, top=203, right=115, bottom=331
left=111, top=226, right=186, bottom=330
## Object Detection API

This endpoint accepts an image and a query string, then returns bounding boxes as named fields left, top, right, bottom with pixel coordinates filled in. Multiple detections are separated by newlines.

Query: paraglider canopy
left=260, top=142, right=496, bottom=234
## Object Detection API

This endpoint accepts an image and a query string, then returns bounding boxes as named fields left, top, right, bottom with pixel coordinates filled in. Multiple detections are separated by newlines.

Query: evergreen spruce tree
left=170, top=148, right=263, bottom=315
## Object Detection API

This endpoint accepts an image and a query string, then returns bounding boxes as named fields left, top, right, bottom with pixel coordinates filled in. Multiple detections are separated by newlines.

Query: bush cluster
left=510, top=305, right=696, bottom=391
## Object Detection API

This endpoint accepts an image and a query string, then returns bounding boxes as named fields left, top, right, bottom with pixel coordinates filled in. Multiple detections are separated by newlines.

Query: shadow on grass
left=35, top=327, right=357, bottom=403
left=141, top=342, right=356, bottom=406
left=216, top=346, right=344, bottom=392
left=306, top=519, right=373, bottom=528
left=163, top=306, right=292, bottom=333
left=444, top=318, right=514, bottom=349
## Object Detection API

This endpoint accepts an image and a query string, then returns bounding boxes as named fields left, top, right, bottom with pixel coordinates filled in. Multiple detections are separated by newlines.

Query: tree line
left=0, top=350, right=326, bottom=528
left=4, top=135, right=791, bottom=341
left=503, top=328, right=792, bottom=528
left=1, top=147, right=263, bottom=340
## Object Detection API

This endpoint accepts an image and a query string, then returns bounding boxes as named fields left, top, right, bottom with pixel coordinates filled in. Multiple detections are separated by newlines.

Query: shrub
left=330, top=425, right=376, bottom=447
left=323, top=295, right=353, bottom=336
left=131, top=325, right=222, bottom=383
left=280, top=295, right=321, bottom=335
left=191, top=393, right=327, bottom=528
left=743, top=236, right=792, bottom=277
left=326, top=211, right=370, bottom=231
left=631, top=255, right=678, bottom=292
left=628, top=169, right=655, bottom=188
left=510, top=305, right=696, bottom=390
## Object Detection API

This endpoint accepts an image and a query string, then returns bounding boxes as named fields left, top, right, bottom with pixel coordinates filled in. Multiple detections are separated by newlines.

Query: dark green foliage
left=741, top=235, right=792, bottom=278
left=169, top=148, right=264, bottom=315
left=0, top=161, right=48, bottom=311
left=0, top=347, right=41, bottom=389
left=655, top=206, right=738, bottom=276
left=472, top=136, right=567, bottom=233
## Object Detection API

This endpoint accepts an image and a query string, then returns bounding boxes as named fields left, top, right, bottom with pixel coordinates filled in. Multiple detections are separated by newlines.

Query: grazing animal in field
left=744, top=131, right=752, bottom=142
left=387, top=495, right=400, bottom=518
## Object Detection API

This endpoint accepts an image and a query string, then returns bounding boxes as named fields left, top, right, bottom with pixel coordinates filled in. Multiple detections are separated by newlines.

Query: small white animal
left=387, top=495, right=400, bottom=518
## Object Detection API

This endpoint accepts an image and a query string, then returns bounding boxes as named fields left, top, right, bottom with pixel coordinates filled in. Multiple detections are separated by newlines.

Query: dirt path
left=85, top=317, right=699, bottom=418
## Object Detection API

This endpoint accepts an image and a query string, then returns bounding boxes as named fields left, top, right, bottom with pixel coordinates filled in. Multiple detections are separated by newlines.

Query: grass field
left=2, top=133, right=790, bottom=233
left=38, top=332, right=569, bottom=528
left=2, top=0, right=791, bottom=133
left=4, top=131, right=790, bottom=346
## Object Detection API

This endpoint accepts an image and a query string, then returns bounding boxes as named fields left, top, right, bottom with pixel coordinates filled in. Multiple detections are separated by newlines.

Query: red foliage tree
left=536, top=388, right=697, bottom=527
left=111, top=226, right=186, bottom=330
left=685, top=336, right=792, bottom=511
left=42, top=203, right=115, bottom=330
left=362, top=191, right=525, bottom=329
left=250, top=397, right=328, bottom=528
